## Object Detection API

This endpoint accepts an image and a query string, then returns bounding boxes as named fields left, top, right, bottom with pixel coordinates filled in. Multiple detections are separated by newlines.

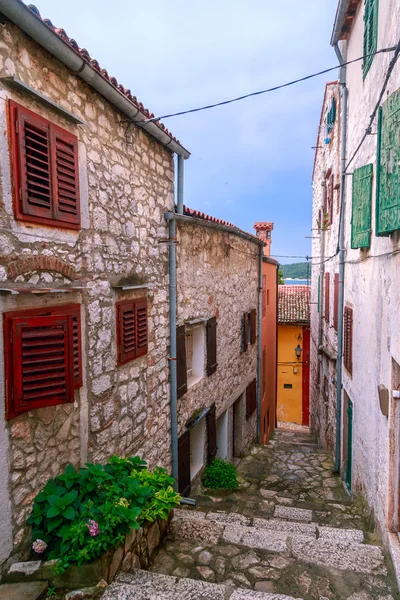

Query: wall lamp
left=295, top=344, right=303, bottom=360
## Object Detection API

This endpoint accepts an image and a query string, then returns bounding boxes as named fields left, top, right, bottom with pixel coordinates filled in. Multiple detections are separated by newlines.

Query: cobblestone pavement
left=148, top=429, right=399, bottom=599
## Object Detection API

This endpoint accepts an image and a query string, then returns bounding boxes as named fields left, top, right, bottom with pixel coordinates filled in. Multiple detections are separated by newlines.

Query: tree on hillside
left=278, top=270, right=284, bottom=285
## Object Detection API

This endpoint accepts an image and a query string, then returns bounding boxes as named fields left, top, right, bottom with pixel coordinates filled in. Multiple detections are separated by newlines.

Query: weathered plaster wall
left=176, top=223, right=259, bottom=457
left=0, top=21, right=174, bottom=561
left=310, top=82, right=341, bottom=452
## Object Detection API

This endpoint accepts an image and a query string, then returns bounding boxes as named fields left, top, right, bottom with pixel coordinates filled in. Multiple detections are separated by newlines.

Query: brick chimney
left=253, top=222, right=274, bottom=257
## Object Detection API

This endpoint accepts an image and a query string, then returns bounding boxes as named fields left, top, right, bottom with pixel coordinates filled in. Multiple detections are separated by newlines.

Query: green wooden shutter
left=363, top=0, right=378, bottom=78
left=376, top=94, right=400, bottom=236
left=351, top=164, right=373, bottom=248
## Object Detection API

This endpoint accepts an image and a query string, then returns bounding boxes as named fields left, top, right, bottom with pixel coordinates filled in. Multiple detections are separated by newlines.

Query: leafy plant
left=27, top=455, right=181, bottom=573
left=46, top=587, right=56, bottom=598
left=202, top=459, right=238, bottom=490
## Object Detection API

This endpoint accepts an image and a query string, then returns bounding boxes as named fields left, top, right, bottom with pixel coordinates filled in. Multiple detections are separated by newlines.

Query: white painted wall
left=190, top=419, right=205, bottom=478
left=216, top=410, right=228, bottom=459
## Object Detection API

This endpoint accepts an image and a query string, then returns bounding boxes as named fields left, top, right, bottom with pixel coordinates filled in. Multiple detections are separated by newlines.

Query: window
left=351, top=164, right=373, bottom=248
left=9, top=100, right=81, bottom=229
left=246, top=379, right=257, bottom=418
left=116, top=298, right=148, bottom=365
left=327, top=174, right=334, bottom=226
left=324, top=273, right=330, bottom=323
left=376, top=93, right=400, bottom=236
left=363, top=0, right=379, bottom=78
left=333, top=274, right=339, bottom=331
left=185, top=324, right=205, bottom=387
left=343, top=306, right=353, bottom=376
left=326, top=97, right=336, bottom=135
left=4, top=304, right=82, bottom=420
left=242, top=309, right=256, bottom=351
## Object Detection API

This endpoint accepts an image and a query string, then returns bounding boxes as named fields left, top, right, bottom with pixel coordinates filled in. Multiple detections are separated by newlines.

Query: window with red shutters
left=9, top=100, right=80, bottom=229
left=325, top=272, right=330, bottom=323
left=4, top=304, right=82, bottom=420
left=343, top=306, right=353, bottom=376
left=116, top=298, right=148, bottom=365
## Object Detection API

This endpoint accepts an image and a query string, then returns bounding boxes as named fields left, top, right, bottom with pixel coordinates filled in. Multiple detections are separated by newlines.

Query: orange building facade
left=254, top=223, right=278, bottom=444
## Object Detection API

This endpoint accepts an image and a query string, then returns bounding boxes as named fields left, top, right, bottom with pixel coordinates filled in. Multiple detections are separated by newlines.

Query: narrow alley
left=104, top=429, right=398, bottom=599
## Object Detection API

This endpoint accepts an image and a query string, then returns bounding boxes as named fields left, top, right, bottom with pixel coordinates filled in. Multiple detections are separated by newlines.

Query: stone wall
left=176, top=222, right=259, bottom=459
left=0, top=21, right=174, bottom=562
left=310, top=82, right=341, bottom=453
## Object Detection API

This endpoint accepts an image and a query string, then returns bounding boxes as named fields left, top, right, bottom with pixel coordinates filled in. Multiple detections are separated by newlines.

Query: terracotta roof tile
left=182, top=206, right=262, bottom=243
left=278, top=285, right=310, bottom=324
left=22, top=2, right=186, bottom=150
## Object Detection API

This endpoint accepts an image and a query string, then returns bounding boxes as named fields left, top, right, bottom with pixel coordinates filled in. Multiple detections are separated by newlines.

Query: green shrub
left=27, top=456, right=181, bottom=573
left=202, top=459, right=238, bottom=490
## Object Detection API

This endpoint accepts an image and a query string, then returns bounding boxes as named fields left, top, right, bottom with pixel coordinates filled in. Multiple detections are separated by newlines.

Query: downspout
left=333, top=42, right=348, bottom=474
left=257, top=247, right=263, bottom=443
left=168, top=157, right=185, bottom=490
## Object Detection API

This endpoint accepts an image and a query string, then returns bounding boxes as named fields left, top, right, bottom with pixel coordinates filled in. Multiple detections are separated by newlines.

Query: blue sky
left=34, top=0, right=337, bottom=264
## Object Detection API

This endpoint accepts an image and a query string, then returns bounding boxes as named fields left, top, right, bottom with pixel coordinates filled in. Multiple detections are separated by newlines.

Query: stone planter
left=5, top=513, right=172, bottom=590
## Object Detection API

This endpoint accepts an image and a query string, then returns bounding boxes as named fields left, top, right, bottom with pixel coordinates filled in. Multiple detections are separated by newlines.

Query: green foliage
left=278, top=270, right=284, bottom=285
left=280, top=262, right=310, bottom=280
left=46, top=588, right=56, bottom=598
left=202, top=459, right=238, bottom=490
left=27, top=456, right=180, bottom=573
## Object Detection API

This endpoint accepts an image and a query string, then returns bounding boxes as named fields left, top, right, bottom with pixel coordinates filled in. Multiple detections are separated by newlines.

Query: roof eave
left=331, top=0, right=361, bottom=46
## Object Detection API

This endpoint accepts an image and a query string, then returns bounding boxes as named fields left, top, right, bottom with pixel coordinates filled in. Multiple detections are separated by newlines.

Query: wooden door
left=178, top=430, right=191, bottom=496
left=207, top=403, right=217, bottom=464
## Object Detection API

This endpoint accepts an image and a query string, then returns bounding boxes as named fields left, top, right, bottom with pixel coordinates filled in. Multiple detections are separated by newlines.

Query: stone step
left=0, top=581, right=47, bottom=600
left=102, top=570, right=303, bottom=600
left=170, top=510, right=385, bottom=575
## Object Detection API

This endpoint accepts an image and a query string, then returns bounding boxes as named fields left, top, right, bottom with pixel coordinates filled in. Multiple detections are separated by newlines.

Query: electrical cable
left=140, top=47, right=397, bottom=124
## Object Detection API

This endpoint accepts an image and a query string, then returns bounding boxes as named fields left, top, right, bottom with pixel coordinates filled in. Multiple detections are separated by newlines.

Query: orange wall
left=260, top=260, right=278, bottom=444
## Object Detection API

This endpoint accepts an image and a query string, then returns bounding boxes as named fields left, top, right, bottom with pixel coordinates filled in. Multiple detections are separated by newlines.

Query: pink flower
left=32, top=539, right=47, bottom=554
left=86, top=519, right=100, bottom=537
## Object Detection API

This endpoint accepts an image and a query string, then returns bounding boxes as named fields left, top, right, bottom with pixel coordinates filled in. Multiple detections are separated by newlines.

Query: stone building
left=310, top=81, right=342, bottom=450
left=172, top=207, right=263, bottom=495
left=312, top=0, right=400, bottom=580
left=0, top=0, right=189, bottom=566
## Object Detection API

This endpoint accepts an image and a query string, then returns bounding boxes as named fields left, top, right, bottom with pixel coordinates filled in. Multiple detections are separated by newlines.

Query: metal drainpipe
left=257, top=247, right=263, bottom=443
left=333, top=42, right=348, bottom=474
left=169, top=156, right=184, bottom=489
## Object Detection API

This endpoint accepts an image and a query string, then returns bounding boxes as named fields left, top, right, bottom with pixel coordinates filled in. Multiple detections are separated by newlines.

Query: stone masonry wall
left=0, top=21, right=174, bottom=562
left=176, top=222, right=259, bottom=457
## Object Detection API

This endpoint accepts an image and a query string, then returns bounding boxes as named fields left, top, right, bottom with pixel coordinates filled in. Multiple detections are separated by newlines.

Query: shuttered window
left=351, top=164, right=373, bottom=248
left=116, top=298, right=148, bottom=365
left=333, top=274, right=339, bottom=331
left=327, top=174, right=334, bottom=225
left=243, top=310, right=256, bottom=351
left=376, top=94, right=400, bottom=236
left=343, top=306, right=353, bottom=376
left=206, top=317, right=217, bottom=376
left=250, top=309, right=257, bottom=345
left=177, top=324, right=187, bottom=399
left=9, top=100, right=80, bottom=229
left=324, top=273, right=330, bottom=323
left=363, top=0, right=379, bottom=78
left=242, top=312, right=249, bottom=352
left=4, top=305, right=82, bottom=420
left=246, top=379, right=257, bottom=419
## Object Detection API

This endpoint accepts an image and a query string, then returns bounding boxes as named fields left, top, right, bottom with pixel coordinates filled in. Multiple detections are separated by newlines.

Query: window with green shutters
left=363, top=0, right=379, bottom=78
left=351, top=164, right=373, bottom=249
left=376, top=93, right=400, bottom=235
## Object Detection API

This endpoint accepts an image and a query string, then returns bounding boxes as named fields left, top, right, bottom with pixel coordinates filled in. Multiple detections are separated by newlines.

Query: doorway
left=232, top=394, right=243, bottom=463
left=216, top=410, right=228, bottom=459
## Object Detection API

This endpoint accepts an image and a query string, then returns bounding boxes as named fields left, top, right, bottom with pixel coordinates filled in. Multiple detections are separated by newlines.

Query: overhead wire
left=140, top=46, right=397, bottom=124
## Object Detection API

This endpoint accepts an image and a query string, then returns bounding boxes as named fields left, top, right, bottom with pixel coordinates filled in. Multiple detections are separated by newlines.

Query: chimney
left=253, top=222, right=274, bottom=257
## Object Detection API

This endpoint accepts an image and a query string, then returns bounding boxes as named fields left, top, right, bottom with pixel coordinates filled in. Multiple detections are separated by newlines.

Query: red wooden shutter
left=250, top=308, right=257, bottom=345
left=325, top=273, right=330, bottom=323
left=246, top=379, right=257, bottom=418
left=13, top=103, right=53, bottom=221
left=177, top=324, right=187, bottom=398
left=135, top=299, right=148, bottom=358
left=207, top=403, right=217, bottom=464
left=117, top=301, right=136, bottom=365
left=343, top=306, right=353, bottom=376
left=178, top=430, right=191, bottom=496
left=52, top=127, right=80, bottom=226
left=206, top=316, right=217, bottom=376
left=333, top=274, right=339, bottom=331
left=8, top=314, right=74, bottom=419
left=243, top=312, right=249, bottom=352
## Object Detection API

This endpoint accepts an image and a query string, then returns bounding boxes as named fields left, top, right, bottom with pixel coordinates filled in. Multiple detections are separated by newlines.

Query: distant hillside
left=280, top=262, right=310, bottom=280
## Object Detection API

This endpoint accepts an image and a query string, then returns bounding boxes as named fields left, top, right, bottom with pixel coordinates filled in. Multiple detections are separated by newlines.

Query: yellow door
left=277, top=325, right=303, bottom=424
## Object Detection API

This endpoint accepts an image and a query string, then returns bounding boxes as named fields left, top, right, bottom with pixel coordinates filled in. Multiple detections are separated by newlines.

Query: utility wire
left=345, top=37, right=400, bottom=170
left=140, top=47, right=396, bottom=124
